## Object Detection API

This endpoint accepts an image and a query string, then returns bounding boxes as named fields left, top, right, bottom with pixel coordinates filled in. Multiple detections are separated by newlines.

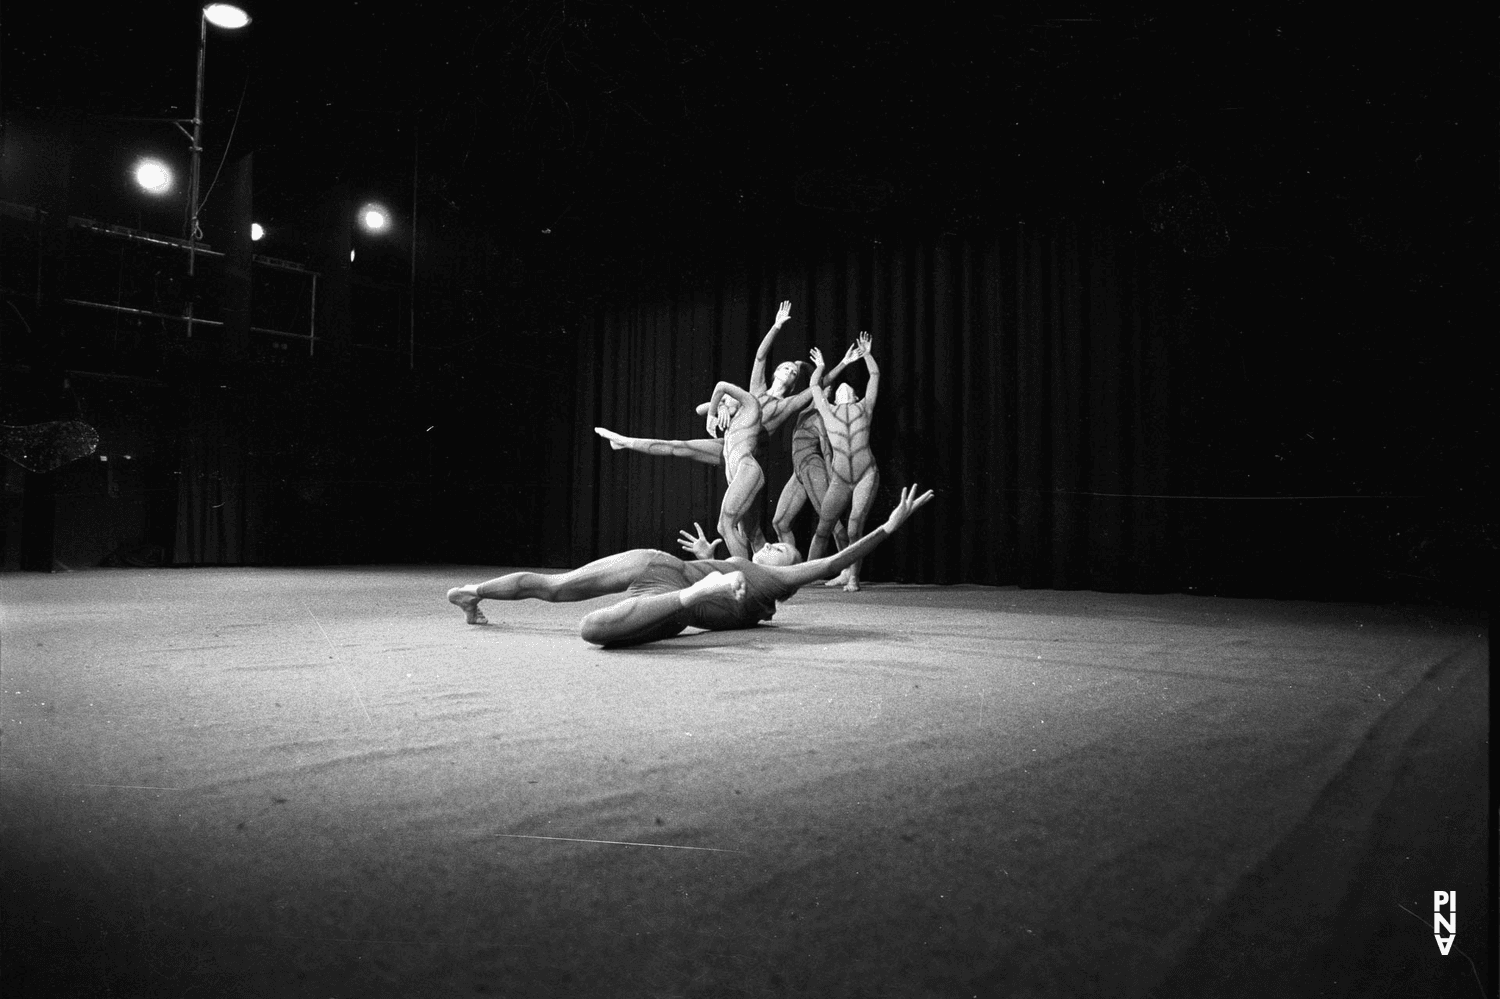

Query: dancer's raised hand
left=882, top=483, right=935, bottom=534
left=677, top=522, right=723, bottom=560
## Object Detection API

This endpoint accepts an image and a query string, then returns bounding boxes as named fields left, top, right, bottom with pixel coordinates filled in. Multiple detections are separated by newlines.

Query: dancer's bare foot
left=681, top=570, right=746, bottom=606
left=824, top=568, right=852, bottom=588
left=447, top=586, right=489, bottom=625
left=594, top=427, right=630, bottom=450
left=842, top=577, right=861, bottom=593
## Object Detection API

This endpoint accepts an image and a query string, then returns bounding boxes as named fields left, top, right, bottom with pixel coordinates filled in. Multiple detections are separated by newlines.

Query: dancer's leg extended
left=595, top=429, right=724, bottom=465
left=579, top=569, right=747, bottom=646
left=447, top=550, right=661, bottom=625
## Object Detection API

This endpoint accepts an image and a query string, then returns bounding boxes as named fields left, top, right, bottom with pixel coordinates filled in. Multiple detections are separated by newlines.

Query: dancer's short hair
left=752, top=542, right=802, bottom=567
left=774, top=360, right=807, bottom=387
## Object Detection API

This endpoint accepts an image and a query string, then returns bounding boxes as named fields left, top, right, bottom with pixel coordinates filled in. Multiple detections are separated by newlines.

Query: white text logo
left=1433, top=891, right=1456, bottom=955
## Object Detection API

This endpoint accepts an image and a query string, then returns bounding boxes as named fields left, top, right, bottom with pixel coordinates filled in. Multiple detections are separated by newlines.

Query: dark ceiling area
left=6, top=6, right=1489, bottom=274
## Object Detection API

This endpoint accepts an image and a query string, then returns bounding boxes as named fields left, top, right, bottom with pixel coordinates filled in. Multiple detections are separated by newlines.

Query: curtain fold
left=173, top=385, right=267, bottom=566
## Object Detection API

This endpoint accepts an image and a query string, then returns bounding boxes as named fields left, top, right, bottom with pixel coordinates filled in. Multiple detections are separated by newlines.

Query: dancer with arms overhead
left=807, top=332, right=880, bottom=591
left=747, top=300, right=859, bottom=435
left=770, top=338, right=864, bottom=559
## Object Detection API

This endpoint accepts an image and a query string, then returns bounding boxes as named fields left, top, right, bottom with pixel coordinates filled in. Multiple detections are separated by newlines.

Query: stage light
left=182, top=2, right=251, bottom=338
left=203, top=4, right=251, bottom=29
left=250, top=222, right=264, bottom=241
left=133, top=158, right=174, bottom=195
left=358, top=203, right=391, bottom=233
left=350, top=248, right=356, bottom=262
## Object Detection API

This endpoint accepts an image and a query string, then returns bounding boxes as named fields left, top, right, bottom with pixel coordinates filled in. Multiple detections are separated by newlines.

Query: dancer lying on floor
left=446, top=484, right=935, bottom=647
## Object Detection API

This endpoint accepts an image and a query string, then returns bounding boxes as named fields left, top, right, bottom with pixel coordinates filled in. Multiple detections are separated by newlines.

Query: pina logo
left=1433, top=891, right=1456, bottom=955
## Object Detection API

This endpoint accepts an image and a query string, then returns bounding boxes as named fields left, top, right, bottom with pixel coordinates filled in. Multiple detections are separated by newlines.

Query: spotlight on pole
left=183, top=2, right=251, bottom=339
left=133, top=158, right=175, bottom=195
left=358, top=202, right=391, bottom=234
left=250, top=222, right=265, bottom=241
left=203, top=4, right=251, bottom=29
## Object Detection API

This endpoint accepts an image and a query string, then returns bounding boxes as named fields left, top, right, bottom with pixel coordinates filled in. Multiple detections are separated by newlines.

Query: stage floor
left=0, top=566, right=1490, bottom=998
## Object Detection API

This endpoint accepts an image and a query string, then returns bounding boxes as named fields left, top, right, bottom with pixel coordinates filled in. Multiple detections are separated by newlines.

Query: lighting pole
left=184, top=3, right=250, bottom=338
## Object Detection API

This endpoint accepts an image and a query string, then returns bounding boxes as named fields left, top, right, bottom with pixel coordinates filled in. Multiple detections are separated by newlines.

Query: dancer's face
left=752, top=542, right=801, bottom=567
left=770, top=362, right=800, bottom=396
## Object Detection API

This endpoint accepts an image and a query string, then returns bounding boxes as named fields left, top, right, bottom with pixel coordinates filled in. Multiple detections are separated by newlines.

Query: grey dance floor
left=0, top=566, right=1490, bottom=998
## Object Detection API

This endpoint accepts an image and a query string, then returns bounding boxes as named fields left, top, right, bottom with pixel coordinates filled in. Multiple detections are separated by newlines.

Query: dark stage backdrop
left=165, top=355, right=574, bottom=571
left=567, top=221, right=1489, bottom=603
left=570, top=221, right=1198, bottom=594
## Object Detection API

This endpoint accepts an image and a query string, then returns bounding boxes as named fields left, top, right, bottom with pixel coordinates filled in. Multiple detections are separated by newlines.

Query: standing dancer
left=595, top=380, right=767, bottom=558
left=747, top=300, right=863, bottom=557
left=446, top=485, right=935, bottom=646
left=807, top=333, right=879, bottom=591
left=769, top=340, right=864, bottom=558
left=588, top=302, right=799, bottom=560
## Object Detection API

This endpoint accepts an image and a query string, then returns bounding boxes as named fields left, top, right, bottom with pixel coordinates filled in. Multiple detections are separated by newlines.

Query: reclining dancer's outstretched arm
left=771, top=483, right=934, bottom=590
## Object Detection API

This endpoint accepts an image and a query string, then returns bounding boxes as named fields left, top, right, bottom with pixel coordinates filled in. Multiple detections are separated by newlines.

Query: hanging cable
left=197, top=76, right=251, bottom=218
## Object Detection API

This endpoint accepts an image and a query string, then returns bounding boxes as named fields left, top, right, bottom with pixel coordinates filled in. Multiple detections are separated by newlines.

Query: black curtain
left=569, top=220, right=1196, bottom=592
left=172, top=150, right=265, bottom=566
left=172, top=381, right=267, bottom=565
